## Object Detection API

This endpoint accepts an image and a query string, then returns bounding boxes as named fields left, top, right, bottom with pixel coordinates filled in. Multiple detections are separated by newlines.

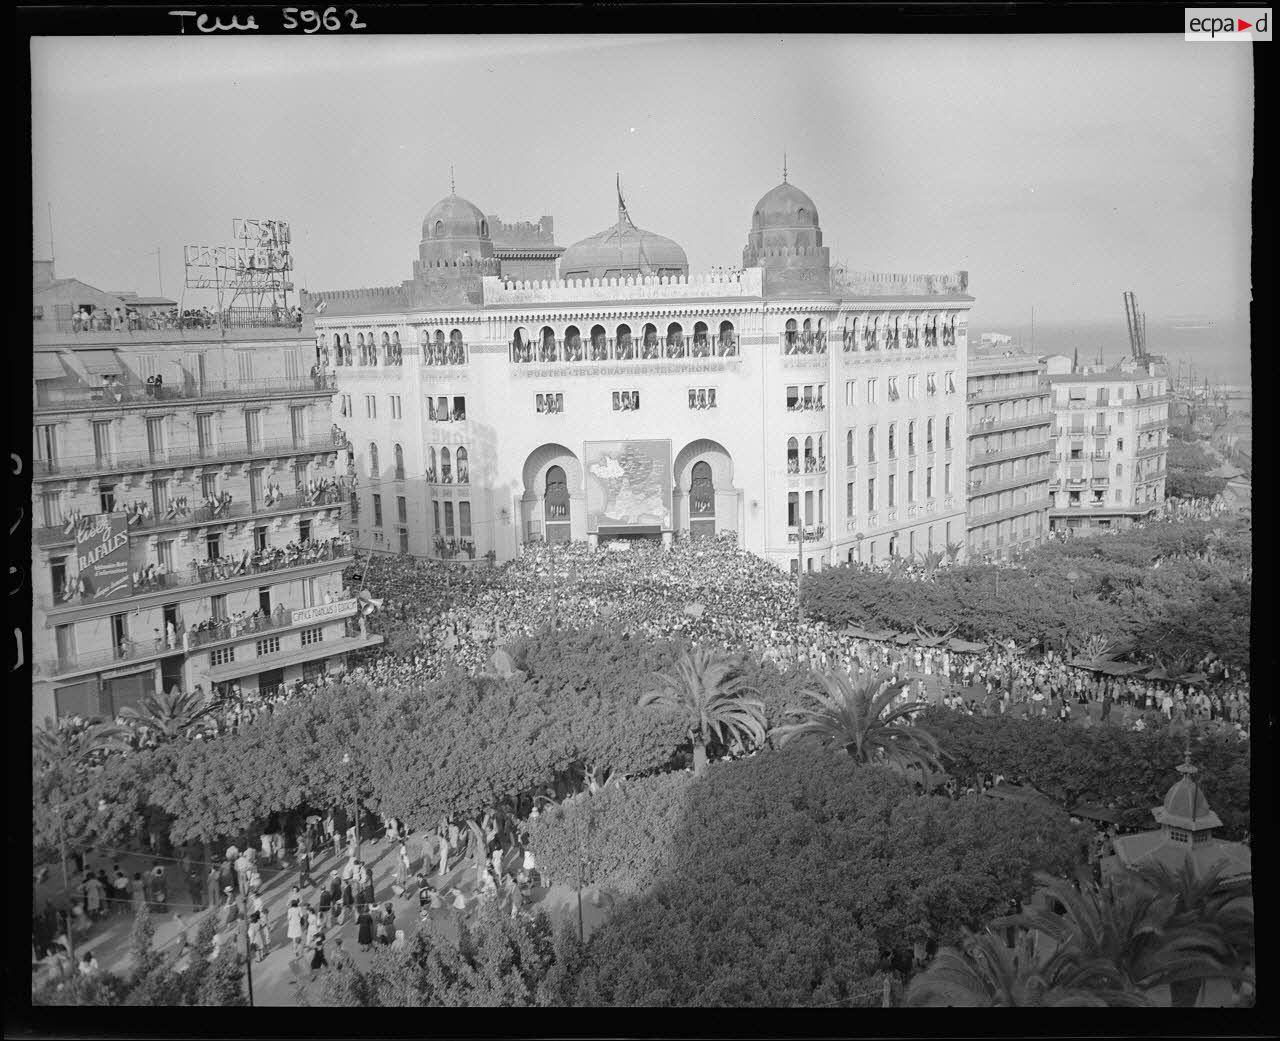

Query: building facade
left=312, top=181, right=974, bottom=573
left=965, top=349, right=1053, bottom=558
left=1045, top=355, right=1170, bottom=533
left=31, top=274, right=381, bottom=722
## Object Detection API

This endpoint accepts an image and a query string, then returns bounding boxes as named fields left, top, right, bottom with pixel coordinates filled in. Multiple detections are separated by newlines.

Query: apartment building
left=1044, top=355, right=1170, bottom=533
left=965, top=349, right=1053, bottom=558
left=31, top=268, right=381, bottom=721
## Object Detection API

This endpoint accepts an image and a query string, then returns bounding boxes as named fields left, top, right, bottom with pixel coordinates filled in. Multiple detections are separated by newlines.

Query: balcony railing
left=970, top=496, right=1053, bottom=527
left=787, top=525, right=827, bottom=542
left=785, top=401, right=827, bottom=413
left=329, top=344, right=407, bottom=368
left=424, top=470, right=469, bottom=486
left=34, top=490, right=340, bottom=548
left=1138, top=418, right=1169, bottom=432
left=51, top=308, right=301, bottom=335
left=33, top=433, right=340, bottom=479
left=966, top=468, right=1055, bottom=497
left=52, top=540, right=352, bottom=609
left=967, top=413, right=1053, bottom=436
left=779, top=333, right=829, bottom=357
left=511, top=335, right=737, bottom=364
left=967, top=441, right=1052, bottom=465
left=787, top=457, right=828, bottom=475
left=1136, top=444, right=1166, bottom=458
left=35, top=373, right=336, bottom=412
left=415, top=341, right=470, bottom=366
left=966, top=384, right=1046, bottom=404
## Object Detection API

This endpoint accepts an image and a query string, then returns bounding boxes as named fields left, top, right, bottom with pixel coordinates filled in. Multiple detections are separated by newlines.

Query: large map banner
left=583, top=440, right=672, bottom=533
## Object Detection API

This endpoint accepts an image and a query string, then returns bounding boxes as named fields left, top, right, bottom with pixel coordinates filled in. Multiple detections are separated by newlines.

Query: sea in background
left=971, top=315, right=1252, bottom=388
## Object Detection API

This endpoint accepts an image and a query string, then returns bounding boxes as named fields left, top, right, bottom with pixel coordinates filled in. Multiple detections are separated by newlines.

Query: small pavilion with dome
left=1103, top=750, right=1251, bottom=884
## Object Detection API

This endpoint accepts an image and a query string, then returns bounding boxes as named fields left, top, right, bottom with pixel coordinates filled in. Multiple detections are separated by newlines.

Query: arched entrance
left=544, top=466, right=571, bottom=543
left=689, top=461, right=716, bottom=538
left=673, top=439, right=739, bottom=544
left=521, top=443, right=582, bottom=545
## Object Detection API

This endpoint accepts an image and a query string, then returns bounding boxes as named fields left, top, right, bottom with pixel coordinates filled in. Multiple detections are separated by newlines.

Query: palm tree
left=906, top=928, right=1151, bottom=1007
left=943, top=540, right=964, bottom=566
left=915, top=548, right=947, bottom=577
left=999, top=871, right=1238, bottom=1003
left=637, top=647, right=766, bottom=776
left=32, top=718, right=133, bottom=772
left=771, top=670, right=946, bottom=777
left=120, top=688, right=218, bottom=743
left=1126, top=860, right=1254, bottom=1000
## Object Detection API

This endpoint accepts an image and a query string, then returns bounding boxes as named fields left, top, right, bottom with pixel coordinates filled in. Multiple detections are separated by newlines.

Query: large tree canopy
left=801, top=517, right=1250, bottom=666
left=555, top=750, right=1084, bottom=1006
left=919, top=708, right=1250, bottom=838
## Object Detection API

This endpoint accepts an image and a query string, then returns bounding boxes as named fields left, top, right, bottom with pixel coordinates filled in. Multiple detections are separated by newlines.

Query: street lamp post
left=52, top=799, right=77, bottom=968
left=536, top=792, right=584, bottom=943
left=342, top=752, right=360, bottom=861
left=1065, top=569, right=1080, bottom=655
left=240, top=888, right=255, bottom=1006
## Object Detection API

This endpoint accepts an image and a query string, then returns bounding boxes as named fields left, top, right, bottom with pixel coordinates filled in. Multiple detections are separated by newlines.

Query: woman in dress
left=355, top=904, right=374, bottom=952
left=377, top=903, right=395, bottom=946
left=247, top=911, right=267, bottom=962
left=286, top=898, right=304, bottom=959
left=340, top=877, right=355, bottom=926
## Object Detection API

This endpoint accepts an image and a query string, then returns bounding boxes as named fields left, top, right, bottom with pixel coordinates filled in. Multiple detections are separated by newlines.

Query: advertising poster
left=583, top=439, right=672, bottom=533
left=74, top=512, right=134, bottom=603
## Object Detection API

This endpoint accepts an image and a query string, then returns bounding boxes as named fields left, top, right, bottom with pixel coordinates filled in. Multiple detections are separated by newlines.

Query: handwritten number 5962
left=282, top=8, right=366, bottom=31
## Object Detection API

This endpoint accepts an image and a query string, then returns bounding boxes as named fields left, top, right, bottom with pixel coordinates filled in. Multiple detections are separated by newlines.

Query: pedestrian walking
left=130, top=872, right=146, bottom=911
left=376, top=902, right=394, bottom=946
left=247, top=911, right=267, bottom=962
left=356, top=905, right=373, bottom=951
left=286, top=899, right=304, bottom=959
left=340, top=878, right=355, bottom=925
left=149, top=865, right=168, bottom=911
left=308, top=936, right=328, bottom=981
left=329, top=936, right=351, bottom=972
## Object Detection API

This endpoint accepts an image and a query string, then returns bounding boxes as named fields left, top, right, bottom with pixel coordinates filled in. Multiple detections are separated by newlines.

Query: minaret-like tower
left=742, top=164, right=831, bottom=298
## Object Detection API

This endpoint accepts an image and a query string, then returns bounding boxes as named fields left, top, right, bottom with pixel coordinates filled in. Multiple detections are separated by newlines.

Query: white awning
left=34, top=353, right=67, bottom=380
left=79, top=350, right=122, bottom=376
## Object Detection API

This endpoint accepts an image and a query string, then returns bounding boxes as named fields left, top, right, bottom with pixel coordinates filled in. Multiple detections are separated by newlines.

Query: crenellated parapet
left=482, top=267, right=764, bottom=305
left=832, top=267, right=970, bottom=297
left=488, top=214, right=559, bottom=250
left=303, top=285, right=412, bottom=316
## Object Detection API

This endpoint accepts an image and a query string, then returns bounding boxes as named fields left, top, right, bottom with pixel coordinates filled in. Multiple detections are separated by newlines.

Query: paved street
left=34, top=831, right=609, bottom=1006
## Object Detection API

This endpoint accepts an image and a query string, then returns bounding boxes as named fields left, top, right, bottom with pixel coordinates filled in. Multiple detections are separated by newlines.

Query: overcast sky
left=31, top=34, right=1252, bottom=328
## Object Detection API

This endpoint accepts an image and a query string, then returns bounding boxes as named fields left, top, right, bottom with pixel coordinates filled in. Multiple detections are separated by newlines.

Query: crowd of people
left=67, top=304, right=303, bottom=334
left=36, top=507, right=1251, bottom=993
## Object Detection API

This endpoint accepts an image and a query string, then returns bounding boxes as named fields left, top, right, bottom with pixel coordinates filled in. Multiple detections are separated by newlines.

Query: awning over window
left=79, top=350, right=122, bottom=376
left=34, top=353, right=68, bottom=380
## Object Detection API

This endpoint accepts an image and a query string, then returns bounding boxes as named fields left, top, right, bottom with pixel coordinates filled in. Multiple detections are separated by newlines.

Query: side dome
left=558, top=221, right=688, bottom=282
left=751, top=182, right=820, bottom=230
left=422, top=195, right=491, bottom=241
left=1152, top=764, right=1223, bottom=832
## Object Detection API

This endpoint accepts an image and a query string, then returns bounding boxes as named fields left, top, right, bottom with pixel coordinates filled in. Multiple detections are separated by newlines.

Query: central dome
left=751, top=182, right=820, bottom=230
left=559, top=220, right=688, bottom=282
left=422, top=194, right=490, bottom=241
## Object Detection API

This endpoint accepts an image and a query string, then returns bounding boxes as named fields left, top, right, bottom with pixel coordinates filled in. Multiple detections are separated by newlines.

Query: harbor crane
left=1123, top=290, right=1148, bottom=361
